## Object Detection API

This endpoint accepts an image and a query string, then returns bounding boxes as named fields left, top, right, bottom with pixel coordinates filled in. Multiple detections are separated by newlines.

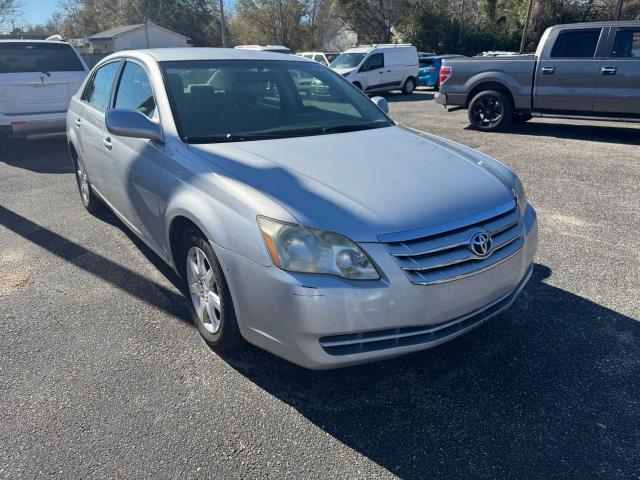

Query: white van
left=0, top=40, right=88, bottom=140
left=330, top=44, right=419, bottom=94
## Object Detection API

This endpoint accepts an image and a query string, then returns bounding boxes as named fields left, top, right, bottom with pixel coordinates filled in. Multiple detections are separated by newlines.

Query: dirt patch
left=0, top=249, right=32, bottom=296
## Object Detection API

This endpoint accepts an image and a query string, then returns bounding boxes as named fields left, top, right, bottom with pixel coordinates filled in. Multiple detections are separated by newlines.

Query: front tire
left=403, top=77, right=416, bottom=95
left=73, top=152, right=104, bottom=214
left=179, top=229, right=243, bottom=352
left=468, top=90, right=513, bottom=131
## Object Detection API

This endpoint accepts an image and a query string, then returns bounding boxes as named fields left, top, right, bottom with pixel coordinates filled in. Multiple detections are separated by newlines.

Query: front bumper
left=0, top=111, right=67, bottom=137
left=217, top=204, right=538, bottom=369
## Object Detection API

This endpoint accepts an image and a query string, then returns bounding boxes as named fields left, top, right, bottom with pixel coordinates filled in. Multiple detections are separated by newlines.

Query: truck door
left=534, top=28, right=604, bottom=112
left=594, top=26, right=640, bottom=116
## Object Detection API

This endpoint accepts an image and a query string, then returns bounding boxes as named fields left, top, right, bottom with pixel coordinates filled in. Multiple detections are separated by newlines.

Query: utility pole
left=219, top=0, right=228, bottom=47
left=613, top=0, right=624, bottom=20
left=519, top=0, right=534, bottom=54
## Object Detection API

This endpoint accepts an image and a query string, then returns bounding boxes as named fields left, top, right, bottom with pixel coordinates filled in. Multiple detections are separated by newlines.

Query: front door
left=534, top=28, right=604, bottom=112
left=103, top=60, right=164, bottom=249
left=360, top=53, right=386, bottom=92
left=594, top=27, right=640, bottom=115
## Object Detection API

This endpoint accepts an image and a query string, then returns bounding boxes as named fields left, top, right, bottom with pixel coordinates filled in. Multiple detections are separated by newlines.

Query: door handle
left=541, top=66, right=555, bottom=74
left=379, top=71, right=384, bottom=74
left=601, top=66, right=617, bottom=75
left=102, top=137, right=112, bottom=150
left=387, top=70, right=391, bottom=72
left=74, top=118, right=81, bottom=128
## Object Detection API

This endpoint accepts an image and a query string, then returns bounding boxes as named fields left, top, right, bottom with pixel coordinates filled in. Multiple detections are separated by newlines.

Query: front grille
left=382, top=200, right=523, bottom=285
left=320, top=264, right=532, bottom=356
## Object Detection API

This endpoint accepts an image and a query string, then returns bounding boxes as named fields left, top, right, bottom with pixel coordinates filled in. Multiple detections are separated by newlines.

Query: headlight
left=257, top=216, right=380, bottom=280
left=513, top=175, right=528, bottom=217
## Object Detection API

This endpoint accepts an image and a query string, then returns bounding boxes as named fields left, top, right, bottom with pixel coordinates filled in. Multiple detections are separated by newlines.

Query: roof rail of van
left=356, top=44, right=414, bottom=48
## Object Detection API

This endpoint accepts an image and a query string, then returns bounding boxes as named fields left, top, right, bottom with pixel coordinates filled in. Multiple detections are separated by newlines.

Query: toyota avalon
left=66, top=48, right=537, bottom=369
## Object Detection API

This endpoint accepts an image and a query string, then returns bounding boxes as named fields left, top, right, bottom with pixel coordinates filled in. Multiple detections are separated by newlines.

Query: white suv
left=330, top=44, right=419, bottom=95
left=0, top=40, right=87, bottom=141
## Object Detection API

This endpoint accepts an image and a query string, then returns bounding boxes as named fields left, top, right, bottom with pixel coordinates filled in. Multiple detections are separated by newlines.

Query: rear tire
left=468, top=90, right=513, bottom=131
left=403, top=77, right=416, bottom=95
left=179, top=229, right=244, bottom=352
left=73, top=152, right=104, bottom=215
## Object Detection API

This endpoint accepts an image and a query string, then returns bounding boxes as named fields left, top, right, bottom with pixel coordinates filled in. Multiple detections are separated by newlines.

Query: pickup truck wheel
left=179, top=229, right=244, bottom=353
left=468, top=90, right=513, bottom=131
left=403, top=77, right=416, bottom=95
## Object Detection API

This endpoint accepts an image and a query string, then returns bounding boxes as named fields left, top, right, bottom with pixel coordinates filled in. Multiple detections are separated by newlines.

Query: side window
left=362, top=53, right=384, bottom=71
left=551, top=29, right=601, bottom=58
left=611, top=29, right=640, bottom=58
left=114, top=62, right=157, bottom=118
left=313, top=54, right=326, bottom=65
left=83, top=61, right=121, bottom=112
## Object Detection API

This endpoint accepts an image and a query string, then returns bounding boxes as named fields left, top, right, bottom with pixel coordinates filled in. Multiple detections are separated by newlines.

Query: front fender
left=161, top=146, right=296, bottom=269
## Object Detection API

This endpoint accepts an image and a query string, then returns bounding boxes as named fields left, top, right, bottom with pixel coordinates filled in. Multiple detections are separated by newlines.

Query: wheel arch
left=465, top=79, right=515, bottom=109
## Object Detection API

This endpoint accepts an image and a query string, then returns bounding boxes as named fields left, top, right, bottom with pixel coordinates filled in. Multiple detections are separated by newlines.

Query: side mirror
left=371, top=96, right=389, bottom=114
left=105, top=108, right=163, bottom=144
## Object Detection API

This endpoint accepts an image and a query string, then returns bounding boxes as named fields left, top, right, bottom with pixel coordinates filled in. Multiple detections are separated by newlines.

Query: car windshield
left=329, top=53, right=366, bottom=69
left=160, top=59, right=392, bottom=143
left=0, top=42, right=84, bottom=74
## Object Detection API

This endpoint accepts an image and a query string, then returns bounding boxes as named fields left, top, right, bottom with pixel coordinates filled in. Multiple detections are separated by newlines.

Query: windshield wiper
left=186, top=132, right=290, bottom=143
left=321, top=122, right=390, bottom=134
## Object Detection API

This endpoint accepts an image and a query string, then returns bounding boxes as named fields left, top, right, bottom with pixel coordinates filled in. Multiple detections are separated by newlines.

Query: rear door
left=0, top=42, right=87, bottom=116
left=594, top=26, right=640, bottom=115
left=79, top=60, right=122, bottom=191
left=534, top=28, right=605, bottom=112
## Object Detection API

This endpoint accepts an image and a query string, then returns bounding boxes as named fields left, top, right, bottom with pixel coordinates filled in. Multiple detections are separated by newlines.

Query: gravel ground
left=1, top=91, right=639, bottom=479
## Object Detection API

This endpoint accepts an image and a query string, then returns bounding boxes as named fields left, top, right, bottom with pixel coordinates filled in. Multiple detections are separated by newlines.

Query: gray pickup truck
left=435, top=21, right=640, bottom=130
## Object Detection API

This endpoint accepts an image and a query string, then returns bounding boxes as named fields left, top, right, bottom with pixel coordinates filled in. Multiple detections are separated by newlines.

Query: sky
left=21, top=0, right=58, bottom=26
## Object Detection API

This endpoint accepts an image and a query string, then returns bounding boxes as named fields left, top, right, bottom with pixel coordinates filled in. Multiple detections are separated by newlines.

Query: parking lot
left=1, top=91, right=639, bottom=479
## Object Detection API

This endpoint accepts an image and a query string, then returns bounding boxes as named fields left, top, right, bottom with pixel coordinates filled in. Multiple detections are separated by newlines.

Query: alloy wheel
left=186, top=246, right=222, bottom=334
left=76, top=157, right=90, bottom=204
left=472, top=96, right=503, bottom=128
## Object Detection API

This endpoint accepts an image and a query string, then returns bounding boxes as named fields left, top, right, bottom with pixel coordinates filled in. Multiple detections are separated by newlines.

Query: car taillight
left=439, top=66, right=452, bottom=85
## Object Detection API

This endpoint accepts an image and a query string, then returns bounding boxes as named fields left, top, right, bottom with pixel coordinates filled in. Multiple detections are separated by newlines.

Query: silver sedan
left=66, top=48, right=537, bottom=369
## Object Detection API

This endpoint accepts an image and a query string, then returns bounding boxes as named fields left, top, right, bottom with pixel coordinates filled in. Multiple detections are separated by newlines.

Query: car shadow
left=220, top=264, right=640, bottom=478
left=0, top=135, right=73, bottom=174
left=476, top=120, right=640, bottom=146
left=383, top=91, right=435, bottom=102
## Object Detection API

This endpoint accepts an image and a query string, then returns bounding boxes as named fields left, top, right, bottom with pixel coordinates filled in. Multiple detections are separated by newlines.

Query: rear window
left=0, top=42, right=84, bottom=74
left=551, top=29, right=601, bottom=58
left=419, top=59, right=435, bottom=68
left=611, top=29, right=640, bottom=58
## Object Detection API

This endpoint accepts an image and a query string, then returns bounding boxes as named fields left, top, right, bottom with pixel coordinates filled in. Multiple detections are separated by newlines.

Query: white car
left=330, top=44, right=419, bottom=95
left=0, top=40, right=88, bottom=142
left=296, top=51, right=339, bottom=66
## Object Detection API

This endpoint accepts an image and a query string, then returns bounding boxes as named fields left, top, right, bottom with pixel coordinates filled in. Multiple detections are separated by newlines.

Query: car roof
left=551, top=20, right=640, bottom=29
left=101, top=47, right=307, bottom=63
left=0, top=39, right=70, bottom=44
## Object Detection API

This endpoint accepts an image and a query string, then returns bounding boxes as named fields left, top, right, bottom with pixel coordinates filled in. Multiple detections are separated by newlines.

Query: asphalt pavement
left=1, top=91, right=639, bottom=479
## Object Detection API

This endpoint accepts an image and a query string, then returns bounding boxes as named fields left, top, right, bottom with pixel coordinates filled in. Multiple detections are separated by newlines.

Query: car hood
left=189, top=126, right=515, bottom=242
left=331, top=67, right=356, bottom=76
